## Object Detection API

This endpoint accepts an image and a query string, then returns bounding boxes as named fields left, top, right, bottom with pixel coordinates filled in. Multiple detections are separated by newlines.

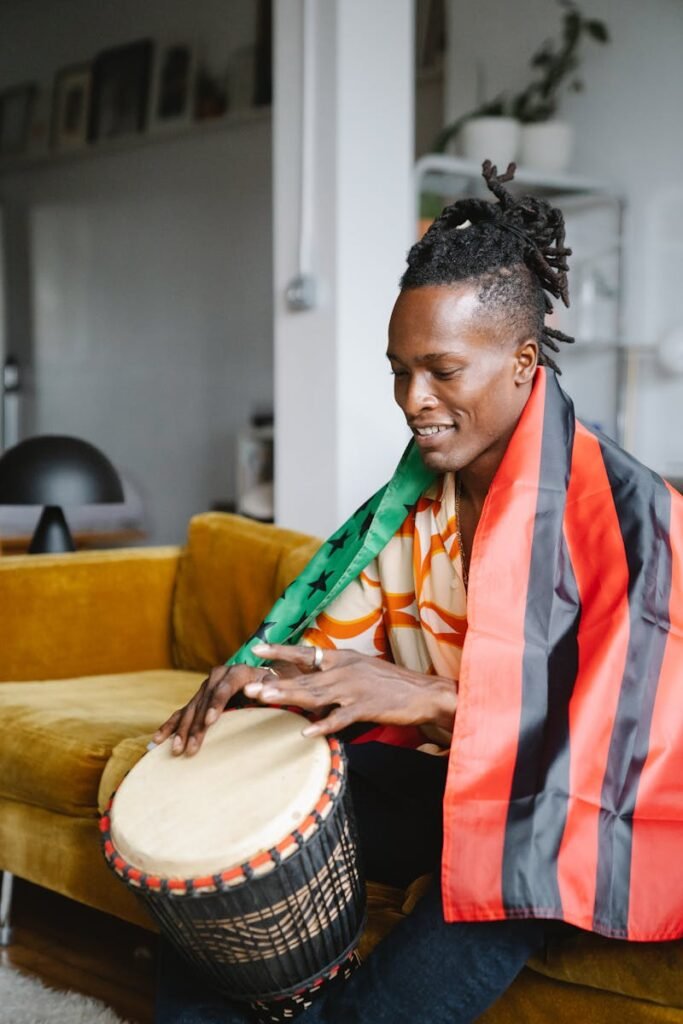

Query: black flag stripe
left=502, top=373, right=579, bottom=915
left=593, top=442, right=673, bottom=936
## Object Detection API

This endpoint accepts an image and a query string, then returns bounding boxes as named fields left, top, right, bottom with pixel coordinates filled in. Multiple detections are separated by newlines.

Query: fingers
left=200, top=664, right=243, bottom=728
left=152, top=708, right=183, bottom=744
left=181, top=665, right=251, bottom=755
left=244, top=667, right=364, bottom=738
left=172, top=698, right=202, bottom=756
left=302, top=705, right=357, bottom=738
left=252, top=642, right=323, bottom=671
left=153, top=665, right=253, bottom=758
left=244, top=669, right=339, bottom=710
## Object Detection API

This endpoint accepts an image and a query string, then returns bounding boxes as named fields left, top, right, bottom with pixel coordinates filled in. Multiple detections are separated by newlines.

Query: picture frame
left=148, top=42, right=197, bottom=131
left=88, top=39, right=154, bottom=143
left=51, top=64, right=92, bottom=152
left=253, top=0, right=272, bottom=108
left=0, top=82, right=36, bottom=158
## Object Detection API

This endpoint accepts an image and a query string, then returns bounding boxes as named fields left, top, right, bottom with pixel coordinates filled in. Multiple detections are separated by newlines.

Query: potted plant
left=431, top=79, right=519, bottom=169
left=432, top=1, right=609, bottom=174
left=512, top=0, right=609, bottom=172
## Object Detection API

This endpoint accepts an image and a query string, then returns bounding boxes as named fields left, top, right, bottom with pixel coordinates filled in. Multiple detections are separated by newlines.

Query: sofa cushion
left=172, top=513, right=321, bottom=672
left=0, top=796, right=153, bottom=930
left=0, top=670, right=203, bottom=817
left=530, top=928, right=683, bottom=1010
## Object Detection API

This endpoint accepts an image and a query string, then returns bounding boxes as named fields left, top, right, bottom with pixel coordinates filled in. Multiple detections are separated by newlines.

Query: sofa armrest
left=0, top=546, right=180, bottom=682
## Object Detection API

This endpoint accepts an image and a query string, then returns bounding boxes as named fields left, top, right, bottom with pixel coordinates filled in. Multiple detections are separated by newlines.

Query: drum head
left=110, top=708, right=332, bottom=878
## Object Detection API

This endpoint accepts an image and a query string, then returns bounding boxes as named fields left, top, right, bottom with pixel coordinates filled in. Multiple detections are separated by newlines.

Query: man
left=153, top=163, right=683, bottom=1023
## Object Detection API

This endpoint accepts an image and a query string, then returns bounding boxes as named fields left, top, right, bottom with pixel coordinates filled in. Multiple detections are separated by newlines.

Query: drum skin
left=100, top=707, right=366, bottom=1001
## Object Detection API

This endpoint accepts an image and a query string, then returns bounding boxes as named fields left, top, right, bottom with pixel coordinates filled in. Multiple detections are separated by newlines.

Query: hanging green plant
left=432, top=0, right=609, bottom=152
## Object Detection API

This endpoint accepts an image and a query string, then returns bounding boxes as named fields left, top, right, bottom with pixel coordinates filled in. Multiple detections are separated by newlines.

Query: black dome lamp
left=0, top=435, right=125, bottom=553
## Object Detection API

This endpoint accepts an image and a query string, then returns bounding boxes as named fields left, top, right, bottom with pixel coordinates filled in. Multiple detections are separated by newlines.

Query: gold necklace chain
left=454, top=475, right=469, bottom=591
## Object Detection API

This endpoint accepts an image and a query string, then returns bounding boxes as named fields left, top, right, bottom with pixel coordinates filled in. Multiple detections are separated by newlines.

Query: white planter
left=519, top=121, right=574, bottom=173
left=460, top=117, right=520, bottom=169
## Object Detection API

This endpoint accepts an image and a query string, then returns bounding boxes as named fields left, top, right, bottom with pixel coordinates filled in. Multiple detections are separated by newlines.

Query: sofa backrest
left=0, top=547, right=179, bottom=681
left=171, top=513, right=321, bottom=672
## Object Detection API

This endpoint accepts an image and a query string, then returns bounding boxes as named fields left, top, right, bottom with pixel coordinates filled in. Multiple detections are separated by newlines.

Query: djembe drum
left=100, top=707, right=366, bottom=1014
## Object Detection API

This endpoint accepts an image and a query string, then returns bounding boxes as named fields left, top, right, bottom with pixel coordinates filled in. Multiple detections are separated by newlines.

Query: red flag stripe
left=556, top=422, right=631, bottom=929
left=441, top=371, right=547, bottom=921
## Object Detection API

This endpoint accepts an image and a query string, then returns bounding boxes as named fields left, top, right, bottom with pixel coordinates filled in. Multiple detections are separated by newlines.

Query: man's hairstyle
left=401, top=161, right=574, bottom=372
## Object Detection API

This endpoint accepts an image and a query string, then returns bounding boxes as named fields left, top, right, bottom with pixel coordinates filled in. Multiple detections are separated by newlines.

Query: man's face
left=387, top=283, right=537, bottom=478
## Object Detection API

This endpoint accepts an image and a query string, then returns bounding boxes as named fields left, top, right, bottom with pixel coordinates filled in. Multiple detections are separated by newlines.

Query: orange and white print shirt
left=302, top=473, right=467, bottom=746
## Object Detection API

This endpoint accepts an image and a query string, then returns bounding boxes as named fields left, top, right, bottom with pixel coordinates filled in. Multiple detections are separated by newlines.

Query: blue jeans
left=155, top=743, right=550, bottom=1023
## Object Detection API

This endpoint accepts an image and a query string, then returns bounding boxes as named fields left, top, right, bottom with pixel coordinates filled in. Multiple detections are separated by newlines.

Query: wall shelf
left=415, top=153, right=622, bottom=215
left=0, top=105, right=271, bottom=178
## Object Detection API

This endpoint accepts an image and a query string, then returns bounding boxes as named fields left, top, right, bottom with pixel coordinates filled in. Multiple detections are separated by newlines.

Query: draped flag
left=228, top=368, right=683, bottom=941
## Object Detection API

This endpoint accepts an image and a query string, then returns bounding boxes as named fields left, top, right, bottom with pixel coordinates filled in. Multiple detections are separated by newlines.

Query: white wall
left=273, top=0, right=414, bottom=538
left=444, top=0, right=683, bottom=474
left=0, top=0, right=272, bottom=543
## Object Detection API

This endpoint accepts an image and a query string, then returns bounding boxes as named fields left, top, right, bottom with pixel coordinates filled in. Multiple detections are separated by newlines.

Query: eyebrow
left=386, top=351, right=462, bottom=366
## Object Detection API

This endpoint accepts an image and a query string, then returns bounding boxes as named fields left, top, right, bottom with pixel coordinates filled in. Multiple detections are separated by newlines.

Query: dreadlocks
left=401, top=161, right=574, bottom=373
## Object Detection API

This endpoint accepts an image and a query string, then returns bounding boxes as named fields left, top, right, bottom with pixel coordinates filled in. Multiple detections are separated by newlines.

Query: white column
left=274, top=0, right=415, bottom=538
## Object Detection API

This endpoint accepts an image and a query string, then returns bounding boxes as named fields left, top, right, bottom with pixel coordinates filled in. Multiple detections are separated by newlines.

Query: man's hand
left=152, top=664, right=274, bottom=756
left=247, top=643, right=457, bottom=738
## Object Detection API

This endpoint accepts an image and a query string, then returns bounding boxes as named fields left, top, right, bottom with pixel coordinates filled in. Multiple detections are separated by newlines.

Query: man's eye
left=389, top=369, right=408, bottom=378
left=433, top=369, right=460, bottom=380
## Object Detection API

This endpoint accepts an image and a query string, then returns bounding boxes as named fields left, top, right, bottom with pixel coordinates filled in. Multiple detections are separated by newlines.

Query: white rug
left=0, top=965, right=130, bottom=1023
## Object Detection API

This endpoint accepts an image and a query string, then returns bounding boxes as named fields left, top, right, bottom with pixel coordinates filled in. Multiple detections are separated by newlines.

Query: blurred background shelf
left=415, top=152, right=618, bottom=204
left=0, top=105, right=271, bottom=177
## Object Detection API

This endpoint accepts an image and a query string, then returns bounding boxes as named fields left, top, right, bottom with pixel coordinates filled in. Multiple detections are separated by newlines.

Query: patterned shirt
left=302, top=473, right=466, bottom=748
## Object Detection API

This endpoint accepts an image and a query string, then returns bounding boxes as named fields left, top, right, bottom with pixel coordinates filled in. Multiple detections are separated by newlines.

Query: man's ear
left=514, top=339, right=539, bottom=384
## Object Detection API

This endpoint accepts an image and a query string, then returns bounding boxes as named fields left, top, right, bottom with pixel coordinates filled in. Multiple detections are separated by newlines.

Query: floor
left=1, top=877, right=157, bottom=1024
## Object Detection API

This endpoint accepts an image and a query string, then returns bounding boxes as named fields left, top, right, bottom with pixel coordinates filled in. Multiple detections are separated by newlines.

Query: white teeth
left=415, top=425, right=450, bottom=436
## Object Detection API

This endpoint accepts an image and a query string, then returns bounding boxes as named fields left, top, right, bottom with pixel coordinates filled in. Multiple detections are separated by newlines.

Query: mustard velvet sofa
left=1, top=511, right=682, bottom=1024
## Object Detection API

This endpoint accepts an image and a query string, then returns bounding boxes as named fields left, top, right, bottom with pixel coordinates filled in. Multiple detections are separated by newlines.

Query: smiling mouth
left=412, top=425, right=454, bottom=437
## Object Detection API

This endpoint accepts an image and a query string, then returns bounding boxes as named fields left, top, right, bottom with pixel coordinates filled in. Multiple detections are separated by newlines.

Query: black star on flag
left=328, top=530, right=350, bottom=553
left=358, top=511, right=374, bottom=537
left=287, top=612, right=309, bottom=633
left=253, top=619, right=276, bottom=642
left=307, top=569, right=333, bottom=594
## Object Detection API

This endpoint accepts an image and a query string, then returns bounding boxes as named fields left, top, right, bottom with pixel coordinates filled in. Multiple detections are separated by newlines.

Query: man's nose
left=403, top=375, right=438, bottom=417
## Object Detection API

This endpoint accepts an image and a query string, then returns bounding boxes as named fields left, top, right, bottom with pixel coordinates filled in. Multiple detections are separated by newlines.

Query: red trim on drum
left=250, top=851, right=272, bottom=870
left=221, top=866, right=245, bottom=884
left=193, top=874, right=215, bottom=888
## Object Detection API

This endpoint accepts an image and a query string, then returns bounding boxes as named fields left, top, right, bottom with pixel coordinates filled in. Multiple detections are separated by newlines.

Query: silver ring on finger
left=310, top=645, right=324, bottom=671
